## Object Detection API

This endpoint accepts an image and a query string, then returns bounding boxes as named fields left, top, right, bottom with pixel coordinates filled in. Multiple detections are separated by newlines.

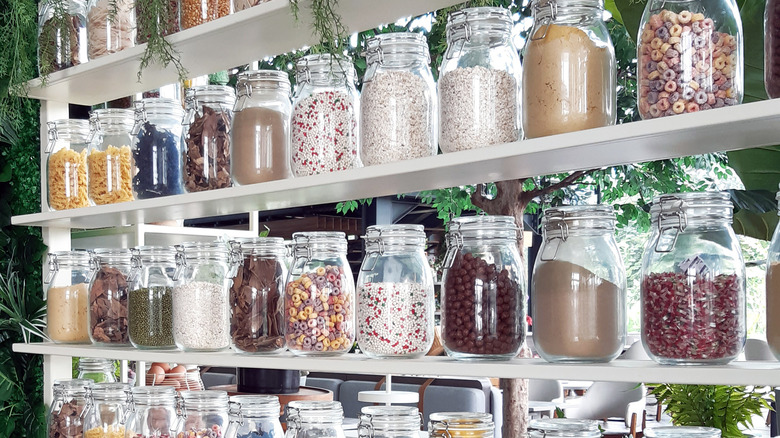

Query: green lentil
left=128, top=286, right=175, bottom=348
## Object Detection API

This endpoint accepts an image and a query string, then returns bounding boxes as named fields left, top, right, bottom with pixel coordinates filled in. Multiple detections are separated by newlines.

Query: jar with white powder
left=291, top=54, right=361, bottom=176
left=439, top=7, right=522, bottom=152
left=172, top=242, right=237, bottom=352
left=361, top=32, right=437, bottom=166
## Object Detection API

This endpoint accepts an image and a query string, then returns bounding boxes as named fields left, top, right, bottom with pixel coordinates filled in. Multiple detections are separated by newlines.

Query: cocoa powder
left=231, top=107, right=290, bottom=185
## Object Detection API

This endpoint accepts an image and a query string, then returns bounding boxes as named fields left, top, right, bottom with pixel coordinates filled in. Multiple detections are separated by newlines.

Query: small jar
left=128, top=246, right=177, bottom=349
left=285, top=401, right=345, bottom=438
left=38, top=0, right=88, bottom=73
left=291, top=54, right=361, bottom=176
left=83, top=382, right=131, bottom=437
left=182, top=85, right=235, bottom=192
left=224, top=395, right=283, bottom=438
left=172, top=242, right=235, bottom=351
left=230, top=237, right=288, bottom=354
left=88, top=108, right=135, bottom=205
left=637, top=0, right=743, bottom=118
left=439, top=7, right=522, bottom=152
left=641, top=192, right=746, bottom=364
left=644, top=427, right=721, bottom=438
left=441, top=216, right=526, bottom=360
left=766, top=186, right=780, bottom=359
left=132, top=98, right=186, bottom=199
left=125, top=386, right=180, bottom=438
left=47, top=379, right=93, bottom=438
left=767, top=0, right=780, bottom=97
left=361, top=32, right=437, bottom=166
left=428, top=412, right=494, bottom=438
left=86, top=0, right=134, bottom=59
left=136, top=0, right=179, bottom=43
left=532, top=206, right=626, bottom=363
left=45, top=119, right=91, bottom=211
left=357, top=225, right=434, bottom=358
left=46, top=250, right=94, bottom=343
left=528, top=419, right=602, bottom=437
left=88, top=248, right=133, bottom=346
left=180, top=0, right=230, bottom=29
left=357, top=406, right=421, bottom=438
left=77, top=358, right=116, bottom=383
left=231, top=70, right=293, bottom=185
left=175, top=391, right=230, bottom=437
left=286, top=232, right=355, bottom=356
left=523, top=0, right=616, bottom=138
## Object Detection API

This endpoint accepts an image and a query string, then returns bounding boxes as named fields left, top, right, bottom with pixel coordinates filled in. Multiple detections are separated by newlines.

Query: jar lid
left=132, top=245, right=178, bottom=263
left=364, top=32, right=430, bottom=64
left=448, top=215, right=519, bottom=241
left=135, top=97, right=184, bottom=118
left=531, top=0, right=605, bottom=22
left=236, top=70, right=291, bottom=96
left=359, top=405, right=421, bottom=431
left=649, top=191, right=733, bottom=223
left=295, top=53, right=356, bottom=84
left=644, top=426, right=722, bottom=438
left=180, top=389, right=229, bottom=406
left=529, top=419, right=601, bottom=436
left=92, top=248, right=134, bottom=265
left=429, top=412, right=494, bottom=433
left=78, top=357, right=115, bottom=370
left=542, top=205, right=616, bottom=235
left=45, top=119, right=91, bottom=152
left=47, top=250, right=93, bottom=269
left=176, top=241, right=233, bottom=260
left=185, top=85, right=237, bottom=107
left=446, top=7, right=513, bottom=36
left=229, top=395, right=281, bottom=417
left=131, top=385, right=177, bottom=404
left=53, top=378, right=93, bottom=395
left=364, top=224, right=427, bottom=246
left=292, top=231, right=348, bottom=256
left=287, top=400, right=344, bottom=422
left=233, top=236, right=287, bottom=256
left=89, top=382, right=131, bottom=400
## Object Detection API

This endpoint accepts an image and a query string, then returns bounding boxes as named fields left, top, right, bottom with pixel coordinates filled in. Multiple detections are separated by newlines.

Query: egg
left=169, top=364, right=187, bottom=375
left=147, top=365, right=166, bottom=384
left=161, top=377, right=181, bottom=389
left=151, top=362, right=171, bottom=373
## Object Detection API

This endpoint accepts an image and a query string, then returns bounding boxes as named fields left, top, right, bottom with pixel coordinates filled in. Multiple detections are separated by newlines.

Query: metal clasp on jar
left=45, top=121, right=59, bottom=153
left=292, top=234, right=313, bottom=263
left=360, top=229, right=386, bottom=272
left=653, top=194, right=688, bottom=253
left=357, top=412, right=375, bottom=438
left=227, top=400, right=245, bottom=426
left=443, top=223, right=465, bottom=269
left=446, top=10, right=473, bottom=59
left=540, top=209, right=569, bottom=261
left=131, top=101, right=148, bottom=136
left=531, top=0, right=558, bottom=40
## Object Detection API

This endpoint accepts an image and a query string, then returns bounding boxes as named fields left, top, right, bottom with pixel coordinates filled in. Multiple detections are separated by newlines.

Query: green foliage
left=417, top=186, right=486, bottom=225
left=136, top=0, right=188, bottom=81
left=0, top=0, right=38, bottom=112
left=335, top=198, right=372, bottom=214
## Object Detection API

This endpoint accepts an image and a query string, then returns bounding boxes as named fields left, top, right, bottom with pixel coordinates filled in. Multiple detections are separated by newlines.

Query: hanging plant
left=289, top=0, right=349, bottom=58
left=135, top=0, right=187, bottom=81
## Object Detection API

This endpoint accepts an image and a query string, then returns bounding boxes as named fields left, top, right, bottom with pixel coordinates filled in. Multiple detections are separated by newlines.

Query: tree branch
left=531, top=169, right=591, bottom=198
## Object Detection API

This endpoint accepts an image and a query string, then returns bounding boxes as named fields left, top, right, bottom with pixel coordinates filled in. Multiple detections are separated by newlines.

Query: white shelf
left=23, top=0, right=461, bottom=105
left=14, top=99, right=780, bottom=229
left=71, top=224, right=257, bottom=248
left=14, top=343, right=780, bottom=386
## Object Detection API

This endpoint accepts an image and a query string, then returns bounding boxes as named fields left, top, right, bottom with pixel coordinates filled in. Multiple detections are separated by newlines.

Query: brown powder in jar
left=48, top=283, right=90, bottom=343
left=532, top=260, right=623, bottom=360
left=523, top=24, right=614, bottom=139
left=766, top=262, right=780, bottom=356
left=231, top=107, right=290, bottom=185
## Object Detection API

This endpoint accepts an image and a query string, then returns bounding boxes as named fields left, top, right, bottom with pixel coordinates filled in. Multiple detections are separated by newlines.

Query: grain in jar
left=129, top=246, right=177, bottom=349
left=46, top=250, right=94, bottom=343
left=45, top=119, right=91, bottom=211
left=180, top=0, right=230, bottom=29
left=88, top=108, right=135, bottom=205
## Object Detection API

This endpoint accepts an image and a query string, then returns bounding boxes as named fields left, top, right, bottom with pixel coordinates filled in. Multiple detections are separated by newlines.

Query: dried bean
left=128, top=286, right=175, bottom=349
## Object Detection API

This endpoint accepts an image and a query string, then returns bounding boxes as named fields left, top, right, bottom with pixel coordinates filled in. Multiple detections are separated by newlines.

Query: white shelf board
left=22, top=0, right=461, bottom=105
left=13, top=100, right=780, bottom=229
left=70, top=224, right=258, bottom=247
left=14, top=343, right=780, bottom=386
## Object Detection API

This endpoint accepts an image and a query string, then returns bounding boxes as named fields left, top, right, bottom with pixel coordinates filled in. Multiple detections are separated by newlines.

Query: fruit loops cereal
left=291, top=90, right=359, bottom=176
left=357, top=282, right=431, bottom=357
left=638, top=9, right=740, bottom=119
left=642, top=272, right=743, bottom=362
left=48, top=148, right=89, bottom=210
left=286, top=265, right=353, bottom=355
left=177, top=425, right=222, bottom=438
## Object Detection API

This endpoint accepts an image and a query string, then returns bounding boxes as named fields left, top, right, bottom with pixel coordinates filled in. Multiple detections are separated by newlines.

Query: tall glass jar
left=132, top=98, right=186, bottom=199
left=428, top=413, right=494, bottom=438
left=291, top=54, right=361, bottom=176
left=136, top=0, right=179, bottom=43
left=767, top=0, right=780, bottom=97
left=231, top=70, right=293, bottom=185
left=86, top=0, right=134, bottom=60
left=125, top=386, right=181, bottom=437
left=361, top=32, right=437, bottom=166
left=641, top=192, right=746, bottom=364
left=441, top=216, right=526, bottom=360
left=180, top=0, right=230, bottom=29
left=83, top=382, right=131, bottom=437
left=172, top=242, right=235, bottom=352
left=89, top=248, right=133, bottom=346
left=439, top=7, right=522, bottom=153
left=357, top=406, right=421, bottom=438
left=175, top=390, right=230, bottom=437
left=528, top=419, right=602, bottom=437
left=45, top=119, right=91, bottom=211
left=230, top=237, right=287, bottom=354
left=766, top=186, right=780, bottom=359
left=637, top=0, right=743, bottom=118
left=38, top=0, right=88, bottom=73
left=532, top=206, right=626, bottom=363
left=523, top=0, right=615, bottom=138
left=357, top=225, right=434, bottom=359
left=285, top=401, right=345, bottom=438
left=224, top=395, right=283, bottom=438
left=182, top=85, right=235, bottom=192
left=88, top=108, right=135, bottom=205
left=48, top=379, right=93, bottom=438
left=78, top=357, right=116, bottom=383
left=46, top=250, right=94, bottom=343
left=645, top=427, right=721, bottom=437
left=129, top=246, right=177, bottom=350
left=286, top=232, right=355, bottom=356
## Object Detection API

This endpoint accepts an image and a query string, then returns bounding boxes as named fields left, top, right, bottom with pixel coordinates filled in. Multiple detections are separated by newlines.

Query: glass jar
left=136, top=0, right=179, bottom=43
left=361, top=32, right=437, bottom=166
left=767, top=0, right=780, bottom=97
left=88, top=108, right=136, bottom=205
left=439, top=7, right=522, bottom=153
left=125, top=386, right=181, bottom=437
left=428, top=413, right=494, bottom=438
left=89, top=248, right=133, bottom=346
left=38, top=0, right=88, bottom=73
left=83, top=382, right=131, bottom=437
left=182, top=85, right=236, bottom=192
left=441, top=216, right=526, bottom=360
left=234, top=0, right=269, bottom=12
left=172, top=242, right=235, bottom=351
left=286, top=232, right=355, bottom=356
left=132, top=98, right=186, bottom=199
left=230, top=237, right=287, bottom=354
left=231, top=70, right=293, bottom=185
left=86, top=0, right=134, bottom=60
left=129, top=246, right=177, bottom=349
left=46, top=250, right=94, bottom=343
left=224, top=395, right=283, bottom=438
left=637, top=0, right=743, bottom=118
left=48, top=379, right=93, bottom=438
left=356, top=225, right=434, bottom=359
left=644, top=427, right=721, bottom=437
left=532, top=205, right=626, bottom=363
left=641, top=192, right=746, bottom=364
left=285, top=401, right=345, bottom=438
left=357, top=406, right=421, bottom=438
left=45, top=119, right=92, bottom=211
left=291, top=54, right=361, bottom=176
left=766, top=186, right=780, bottom=359
left=180, top=0, right=230, bottom=29
left=528, top=419, right=602, bottom=437
left=175, top=390, right=230, bottom=437
left=523, top=0, right=615, bottom=138
left=78, top=358, right=116, bottom=383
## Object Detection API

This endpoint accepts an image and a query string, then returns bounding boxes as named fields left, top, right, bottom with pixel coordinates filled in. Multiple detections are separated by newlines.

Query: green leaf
left=604, top=0, right=624, bottom=25
left=733, top=210, right=778, bottom=241
left=741, top=0, right=768, bottom=103
left=611, top=0, right=648, bottom=43
left=0, top=349, right=21, bottom=402
left=728, top=146, right=780, bottom=193
left=728, top=189, right=778, bottom=213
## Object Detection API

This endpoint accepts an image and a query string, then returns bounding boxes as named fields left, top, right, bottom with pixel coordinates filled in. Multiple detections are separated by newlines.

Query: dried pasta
left=88, top=145, right=134, bottom=205
left=48, top=148, right=90, bottom=210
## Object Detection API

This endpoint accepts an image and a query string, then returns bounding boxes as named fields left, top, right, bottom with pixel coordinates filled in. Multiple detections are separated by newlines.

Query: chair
left=745, top=338, right=775, bottom=361
left=619, top=340, right=651, bottom=360
left=563, top=381, right=647, bottom=438
left=529, top=379, right=564, bottom=403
